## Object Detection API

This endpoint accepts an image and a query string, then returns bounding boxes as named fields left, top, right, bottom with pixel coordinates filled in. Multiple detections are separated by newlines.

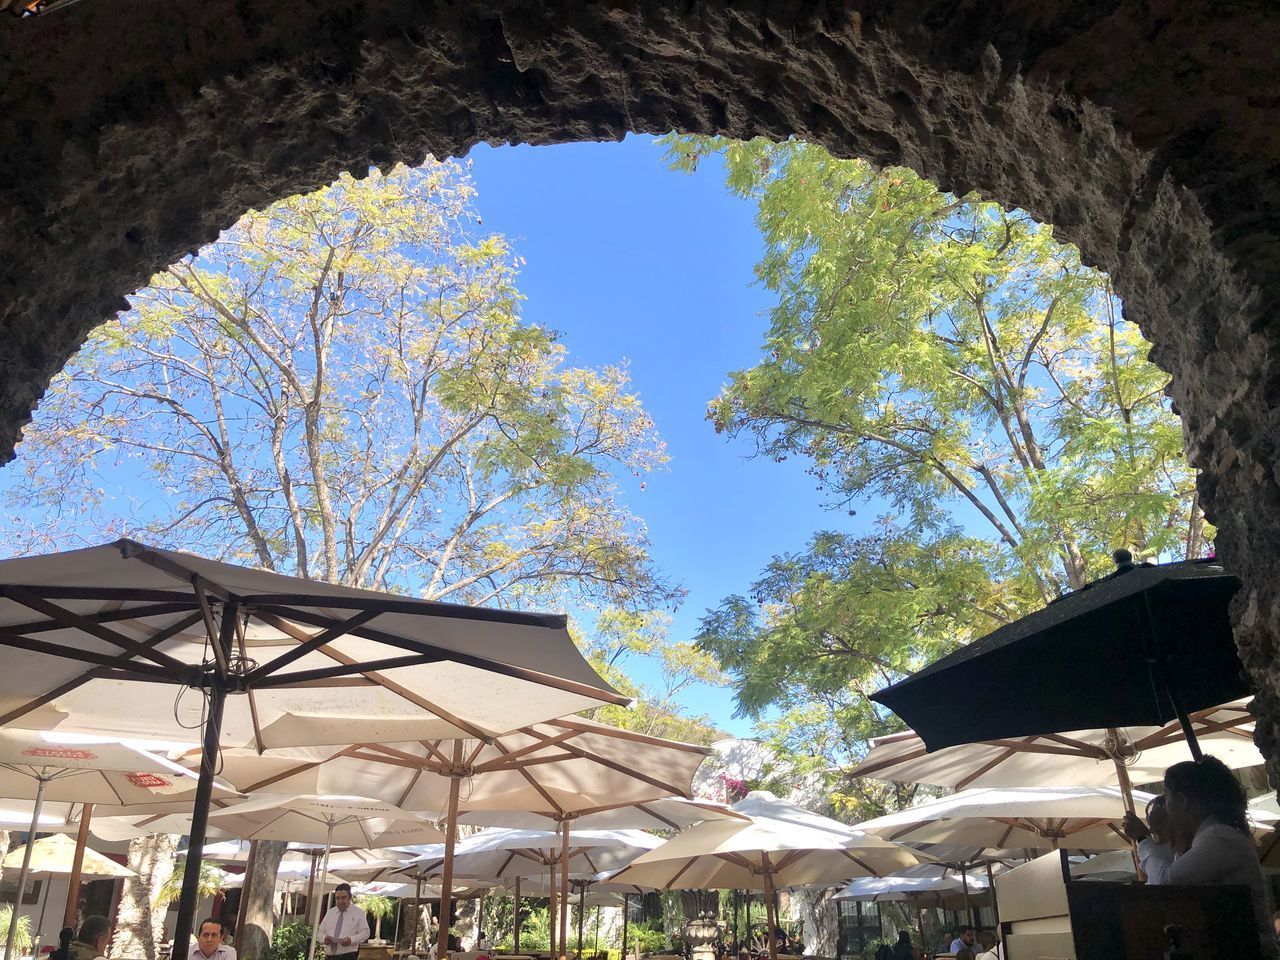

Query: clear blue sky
left=464, top=134, right=874, bottom=737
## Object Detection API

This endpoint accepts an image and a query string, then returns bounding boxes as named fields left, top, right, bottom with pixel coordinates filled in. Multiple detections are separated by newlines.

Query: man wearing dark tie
left=317, top=884, right=370, bottom=960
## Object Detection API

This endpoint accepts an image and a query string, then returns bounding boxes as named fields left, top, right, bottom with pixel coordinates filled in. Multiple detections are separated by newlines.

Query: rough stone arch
left=2, top=0, right=1279, bottom=773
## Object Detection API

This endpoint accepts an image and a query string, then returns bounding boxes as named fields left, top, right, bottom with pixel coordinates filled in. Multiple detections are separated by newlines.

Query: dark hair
left=77, top=916, right=110, bottom=947
left=955, top=950, right=975, bottom=960
left=199, top=918, right=224, bottom=935
left=1163, top=755, right=1249, bottom=834
left=334, top=883, right=352, bottom=895
left=897, top=931, right=910, bottom=942
left=58, top=928, right=74, bottom=948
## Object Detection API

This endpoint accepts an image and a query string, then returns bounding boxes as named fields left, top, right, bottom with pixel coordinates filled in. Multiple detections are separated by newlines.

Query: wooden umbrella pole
left=620, top=894, right=629, bottom=960
left=985, top=862, right=1000, bottom=930
left=513, top=876, right=522, bottom=954
left=760, top=855, right=779, bottom=960
left=576, top=882, right=587, bottom=958
left=410, top=876, right=422, bottom=951
left=915, top=907, right=926, bottom=954
left=559, top=822, right=571, bottom=960
left=437, top=749, right=463, bottom=960
left=62, top=801, right=94, bottom=929
left=548, top=860, right=557, bottom=958
left=477, top=890, right=487, bottom=948
left=961, top=866, right=972, bottom=927
left=305, top=850, right=319, bottom=923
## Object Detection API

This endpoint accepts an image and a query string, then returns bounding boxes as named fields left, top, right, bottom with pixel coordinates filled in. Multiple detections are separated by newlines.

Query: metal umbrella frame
left=0, top=539, right=628, bottom=956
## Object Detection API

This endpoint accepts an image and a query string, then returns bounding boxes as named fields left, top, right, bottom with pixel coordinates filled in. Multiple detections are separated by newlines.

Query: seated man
left=949, top=927, right=976, bottom=954
left=190, top=918, right=236, bottom=960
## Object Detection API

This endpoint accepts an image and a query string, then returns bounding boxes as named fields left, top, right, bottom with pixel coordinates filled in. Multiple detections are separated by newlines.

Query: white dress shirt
left=316, top=904, right=371, bottom=956
left=1138, top=815, right=1277, bottom=956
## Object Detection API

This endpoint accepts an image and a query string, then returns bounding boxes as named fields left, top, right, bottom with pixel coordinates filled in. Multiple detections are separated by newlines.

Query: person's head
left=1163, top=755, right=1249, bottom=836
left=77, top=916, right=110, bottom=954
left=978, top=930, right=996, bottom=950
left=897, top=931, right=910, bottom=943
left=955, top=950, right=975, bottom=960
left=959, top=926, right=975, bottom=945
left=333, top=883, right=352, bottom=910
left=58, top=928, right=74, bottom=950
left=197, top=919, right=224, bottom=956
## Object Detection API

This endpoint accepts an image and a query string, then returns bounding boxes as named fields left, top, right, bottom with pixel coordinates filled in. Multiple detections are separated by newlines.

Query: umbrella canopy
left=401, top=827, right=662, bottom=880
left=871, top=559, right=1244, bottom=756
left=855, top=787, right=1158, bottom=852
left=458, top=796, right=743, bottom=832
left=852, top=700, right=1261, bottom=791
left=834, top=862, right=989, bottom=902
left=0, top=730, right=232, bottom=806
left=2, top=834, right=134, bottom=877
left=607, top=790, right=927, bottom=888
left=0, top=539, right=627, bottom=958
left=208, top=794, right=445, bottom=847
left=209, top=717, right=709, bottom=819
left=0, top=540, right=625, bottom=747
left=1069, top=850, right=1139, bottom=881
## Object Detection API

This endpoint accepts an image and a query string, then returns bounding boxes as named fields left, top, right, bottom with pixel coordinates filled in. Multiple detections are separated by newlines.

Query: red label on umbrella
left=21, top=747, right=97, bottom=761
left=126, top=772, right=171, bottom=788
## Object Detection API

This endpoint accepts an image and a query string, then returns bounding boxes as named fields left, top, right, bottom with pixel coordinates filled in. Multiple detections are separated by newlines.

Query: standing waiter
left=316, top=884, right=370, bottom=960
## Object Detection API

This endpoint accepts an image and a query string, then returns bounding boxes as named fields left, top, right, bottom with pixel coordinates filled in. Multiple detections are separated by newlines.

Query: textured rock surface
left=1, top=0, right=1279, bottom=773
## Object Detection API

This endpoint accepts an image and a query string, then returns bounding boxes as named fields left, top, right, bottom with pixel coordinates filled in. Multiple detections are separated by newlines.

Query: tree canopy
left=671, top=136, right=1210, bottom=806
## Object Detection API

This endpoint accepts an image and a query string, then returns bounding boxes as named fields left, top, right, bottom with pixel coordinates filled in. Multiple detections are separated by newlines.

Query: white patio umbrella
left=208, top=793, right=445, bottom=959
left=608, top=791, right=930, bottom=960
left=203, top=715, right=709, bottom=960
left=1068, top=849, right=1139, bottom=881
left=855, top=786, right=1158, bottom=852
left=851, top=701, right=1260, bottom=800
left=3, top=834, right=136, bottom=956
left=0, top=730, right=226, bottom=960
left=835, top=863, right=992, bottom=951
left=0, top=539, right=627, bottom=956
left=403, top=827, right=661, bottom=957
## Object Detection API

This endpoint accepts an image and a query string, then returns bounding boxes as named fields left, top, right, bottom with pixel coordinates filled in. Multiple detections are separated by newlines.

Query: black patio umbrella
left=872, top=559, right=1247, bottom=760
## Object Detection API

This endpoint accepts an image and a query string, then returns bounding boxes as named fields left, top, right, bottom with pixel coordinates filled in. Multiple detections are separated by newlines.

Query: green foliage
left=268, top=920, right=323, bottom=960
left=0, top=906, right=33, bottom=956
left=626, top=920, right=668, bottom=955
left=157, top=858, right=226, bottom=905
left=671, top=135, right=1212, bottom=808
left=7, top=161, right=677, bottom=618
left=357, top=894, right=396, bottom=921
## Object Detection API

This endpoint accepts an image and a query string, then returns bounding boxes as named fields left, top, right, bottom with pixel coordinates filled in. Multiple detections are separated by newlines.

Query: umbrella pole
left=1141, top=594, right=1204, bottom=760
left=410, top=876, right=422, bottom=952
left=548, top=860, right=557, bottom=958
left=761, top=871, right=779, bottom=960
left=577, top=882, right=587, bottom=959
left=308, top=819, right=336, bottom=960
left=559, top=823, right=570, bottom=960
left=173, top=633, right=232, bottom=960
left=436, top=761, right=462, bottom=960
left=620, top=894, right=628, bottom=960
left=915, top=907, right=925, bottom=954
left=961, top=867, right=972, bottom=927
left=34, top=869, right=51, bottom=956
left=593, top=903, right=600, bottom=956
left=5, top=772, right=49, bottom=960
left=985, top=862, right=999, bottom=930
left=513, top=876, right=521, bottom=954
left=732, top=890, right=738, bottom=954
left=62, top=801, right=93, bottom=929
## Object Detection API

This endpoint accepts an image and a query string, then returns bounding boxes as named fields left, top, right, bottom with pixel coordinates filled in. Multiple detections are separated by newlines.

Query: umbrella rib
left=256, top=604, right=628, bottom=706
left=633, top=803, right=679, bottom=830
left=663, top=857, right=698, bottom=890
left=854, top=745, right=931, bottom=777
left=235, top=613, right=266, bottom=754
left=419, top=740, right=450, bottom=766
left=6, top=601, right=198, bottom=635
left=0, top=628, right=179, bottom=681
left=242, top=610, right=381, bottom=683
left=194, top=578, right=232, bottom=677
left=0, top=585, right=192, bottom=674
left=842, top=851, right=879, bottom=876
left=252, top=610, right=490, bottom=739
left=488, top=735, right=565, bottom=816
left=956, top=744, right=1023, bottom=790
left=251, top=653, right=444, bottom=688
left=551, top=742, right=690, bottom=798
left=395, top=767, right=426, bottom=809
left=240, top=754, right=338, bottom=794
left=543, top=718, right=706, bottom=753
left=472, top=729, right=580, bottom=772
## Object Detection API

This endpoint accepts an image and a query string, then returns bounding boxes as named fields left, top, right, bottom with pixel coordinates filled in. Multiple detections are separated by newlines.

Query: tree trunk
left=0, top=830, right=10, bottom=887
left=112, top=834, right=181, bottom=960
left=238, top=841, right=288, bottom=960
left=791, top=887, right=837, bottom=957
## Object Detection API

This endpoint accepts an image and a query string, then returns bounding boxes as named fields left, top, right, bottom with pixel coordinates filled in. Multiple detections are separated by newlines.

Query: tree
left=2, top=160, right=683, bottom=957
left=673, top=136, right=1211, bottom=806
left=156, top=857, right=226, bottom=904
left=111, top=833, right=180, bottom=960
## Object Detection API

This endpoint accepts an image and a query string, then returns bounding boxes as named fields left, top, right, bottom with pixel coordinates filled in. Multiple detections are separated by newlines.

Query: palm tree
left=357, top=895, right=396, bottom=943
left=0, top=907, right=32, bottom=957
left=156, top=858, right=227, bottom=905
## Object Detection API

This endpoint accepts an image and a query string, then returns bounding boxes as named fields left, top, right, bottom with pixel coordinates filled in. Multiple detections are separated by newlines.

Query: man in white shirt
left=189, top=918, right=236, bottom=960
left=317, top=884, right=371, bottom=960
left=948, top=927, right=976, bottom=954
